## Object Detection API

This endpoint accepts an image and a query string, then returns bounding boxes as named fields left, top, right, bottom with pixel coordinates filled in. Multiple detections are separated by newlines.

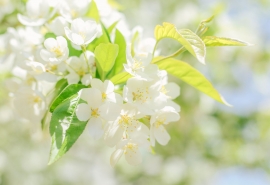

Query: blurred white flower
left=12, top=87, right=46, bottom=123
left=17, top=0, right=51, bottom=26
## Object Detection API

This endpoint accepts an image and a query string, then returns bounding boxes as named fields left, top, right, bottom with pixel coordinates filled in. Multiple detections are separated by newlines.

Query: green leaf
left=42, top=79, right=68, bottom=129
left=131, top=30, right=140, bottom=57
left=50, top=84, right=86, bottom=113
left=110, top=71, right=131, bottom=85
left=94, top=43, right=119, bottom=80
left=107, top=21, right=119, bottom=34
left=44, top=32, right=56, bottom=39
left=203, top=36, right=250, bottom=47
left=48, top=94, right=87, bottom=165
left=154, top=22, right=206, bottom=64
left=155, top=57, right=231, bottom=106
left=113, top=29, right=126, bottom=74
left=86, top=0, right=100, bottom=22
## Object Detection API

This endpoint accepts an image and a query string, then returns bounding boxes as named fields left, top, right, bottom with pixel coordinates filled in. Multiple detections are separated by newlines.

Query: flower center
left=102, top=92, right=107, bottom=101
left=91, top=108, right=100, bottom=118
left=51, top=47, right=63, bottom=57
left=33, top=96, right=41, bottom=103
left=132, top=59, right=143, bottom=72
left=132, top=88, right=149, bottom=102
left=77, top=69, right=85, bottom=77
left=124, top=143, right=138, bottom=154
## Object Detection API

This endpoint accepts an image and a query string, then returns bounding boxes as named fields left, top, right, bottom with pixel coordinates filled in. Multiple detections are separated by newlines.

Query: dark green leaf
left=50, top=84, right=86, bottom=113
left=48, top=95, right=87, bottom=165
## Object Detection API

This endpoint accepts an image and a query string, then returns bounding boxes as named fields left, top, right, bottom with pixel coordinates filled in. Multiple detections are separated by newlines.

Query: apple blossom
left=40, top=36, right=69, bottom=64
left=65, top=18, right=100, bottom=46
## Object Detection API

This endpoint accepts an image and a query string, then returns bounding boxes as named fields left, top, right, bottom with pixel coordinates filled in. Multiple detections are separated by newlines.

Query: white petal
left=91, top=78, right=103, bottom=90
left=154, top=125, right=170, bottom=145
left=44, top=38, right=57, bottom=50
left=110, top=149, right=123, bottom=167
left=71, top=33, right=84, bottom=46
left=81, top=74, right=92, bottom=86
left=66, top=73, right=80, bottom=85
left=76, top=103, right=90, bottom=121
left=165, top=82, right=180, bottom=99
left=40, top=49, right=52, bottom=61
left=104, top=80, right=114, bottom=93
left=99, top=102, right=121, bottom=121
left=88, top=117, right=103, bottom=140
left=80, top=88, right=102, bottom=108
left=125, top=147, right=142, bottom=166
left=104, top=124, right=123, bottom=147
left=56, top=36, right=67, bottom=48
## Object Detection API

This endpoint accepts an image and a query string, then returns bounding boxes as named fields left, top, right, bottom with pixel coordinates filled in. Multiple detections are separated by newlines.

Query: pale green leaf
left=94, top=43, right=119, bottom=80
left=203, top=36, right=250, bottom=47
left=155, top=57, right=231, bottom=106
left=107, top=21, right=119, bottom=34
left=154, top=22, right=206, bottom=64
left=113, top=29, right=126, bottom=74
left=110, top=71, right=131, bottom=85
left=48, top=94, right=87, bottom=165
left=86, top=0, right=100, bottom=22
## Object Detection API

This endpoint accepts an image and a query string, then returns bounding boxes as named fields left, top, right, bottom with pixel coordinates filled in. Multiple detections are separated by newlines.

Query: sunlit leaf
left=155, top=22, right=206, bottom=64
left=155, top=57, right=231, bottom=105
left=203, top=36, right=250, bottom=47
left=94, top=43, right=119, bottom=80
left=48, top=94, right=87, bottom=165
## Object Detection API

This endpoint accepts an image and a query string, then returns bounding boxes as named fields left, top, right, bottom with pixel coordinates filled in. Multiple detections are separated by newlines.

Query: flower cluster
left=1, top=0, right=181, bottom=166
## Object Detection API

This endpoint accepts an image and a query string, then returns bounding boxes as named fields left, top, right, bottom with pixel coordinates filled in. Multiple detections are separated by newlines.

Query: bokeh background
left=0, top=0, right=270, bottom=184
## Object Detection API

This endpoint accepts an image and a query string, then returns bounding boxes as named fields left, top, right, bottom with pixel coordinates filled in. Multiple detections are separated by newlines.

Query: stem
left=152, top=46, right=186, bottom=63
left=81, top=45, right=91, bottom=75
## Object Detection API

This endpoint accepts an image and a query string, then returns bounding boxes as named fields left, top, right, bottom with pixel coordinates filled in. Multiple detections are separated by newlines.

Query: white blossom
left=150, top=106, right=180, bottom=146
left=17, top=0, right=51, bottom=26
left=40, top=36, right=69, bottom=64
left=65, top=18, right=100, bottom=46
left=110, top=130, right=150, bottom=166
